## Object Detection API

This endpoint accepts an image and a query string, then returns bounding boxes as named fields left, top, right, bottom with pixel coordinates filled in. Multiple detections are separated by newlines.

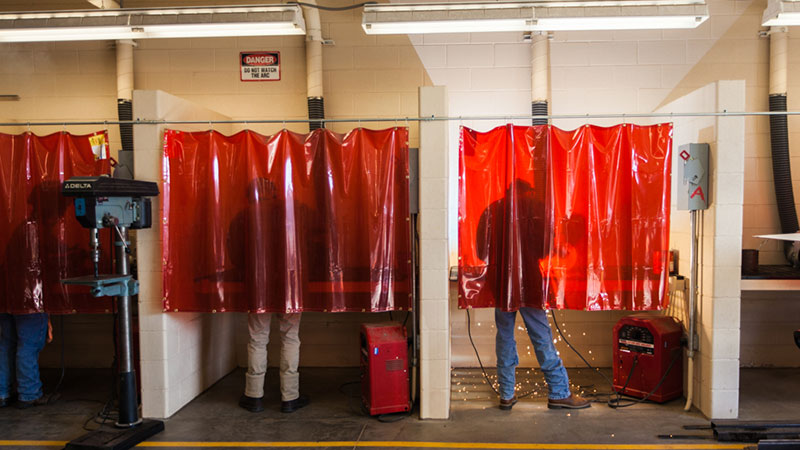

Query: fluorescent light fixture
left=0, top=5, right=306, bottom=42
left=362, top=0, right=709, bottom=34
left=763, top=0, right=800, bottom=25
left=363, top=3, right=535, bottom=34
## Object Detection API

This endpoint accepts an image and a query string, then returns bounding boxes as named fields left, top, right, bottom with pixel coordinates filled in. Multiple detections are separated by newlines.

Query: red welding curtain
left=0, top=131, right=112, bottom=314
left=162, top=128, right=412, bottom=313
left=459, top=124, right=672, bottom=311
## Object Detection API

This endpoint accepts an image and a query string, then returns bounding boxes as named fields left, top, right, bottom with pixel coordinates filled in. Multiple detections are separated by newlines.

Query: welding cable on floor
left=606, top=350, right=682, bottom=409
left=550, top=309, right=683, bottom=409
left=84, top=308, right=121, bottom=431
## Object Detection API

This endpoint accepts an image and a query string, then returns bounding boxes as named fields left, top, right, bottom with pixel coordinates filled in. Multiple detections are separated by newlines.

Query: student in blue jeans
left=495, top=308, right=589, bottom=409
left=476, top=179, right=590, bottom=410
left=0, top=312, right=49, bottom=408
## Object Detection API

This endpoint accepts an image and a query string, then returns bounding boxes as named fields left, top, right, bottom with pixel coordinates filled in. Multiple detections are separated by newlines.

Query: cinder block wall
left=0, top=0, right=797, bottom=380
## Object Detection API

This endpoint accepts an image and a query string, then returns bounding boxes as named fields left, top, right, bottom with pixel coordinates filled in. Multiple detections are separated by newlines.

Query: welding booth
left=0, top=81, right=752, bottom=431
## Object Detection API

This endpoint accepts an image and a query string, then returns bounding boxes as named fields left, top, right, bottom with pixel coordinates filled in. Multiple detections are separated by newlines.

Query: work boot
left=281, top=395, right=309, bottom=413
left=16, top=393, right=53, bottom=409
left=239, top=394, right=265, bottom=413
left=547, top=394, right=591, bottom=410
left=499, top=396, right=518, bottom=411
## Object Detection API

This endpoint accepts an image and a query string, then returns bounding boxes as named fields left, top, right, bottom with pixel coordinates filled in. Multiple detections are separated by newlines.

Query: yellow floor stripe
left=0, top=441, right=748, bottom=449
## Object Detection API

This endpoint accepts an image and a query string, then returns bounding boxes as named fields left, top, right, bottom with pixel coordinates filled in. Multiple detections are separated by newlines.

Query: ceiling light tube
left=0, top=5, right=306, bottom=42
left=364, top=18, right=533, bottom=34
left=362, top=0, right=708, bottom=34
left=530, top=15, right=706, bottom=30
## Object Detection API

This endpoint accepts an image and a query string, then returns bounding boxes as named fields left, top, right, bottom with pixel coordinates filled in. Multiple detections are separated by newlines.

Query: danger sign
left=240, top=51, right=280, bottom=82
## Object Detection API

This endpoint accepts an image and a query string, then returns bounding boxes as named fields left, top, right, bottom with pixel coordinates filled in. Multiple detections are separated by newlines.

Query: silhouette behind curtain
left=0, top=131, right=112, bottom=314
left=162, top=128, right=412, bottom=313
left=459, top=124, right=672, bottom=311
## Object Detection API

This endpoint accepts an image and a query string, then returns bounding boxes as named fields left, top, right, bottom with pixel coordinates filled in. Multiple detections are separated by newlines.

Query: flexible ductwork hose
left=308, top=97, right=325, bottom=131
left=532, top=101, right=548, bottom=126
left=768, top=94, right=800, bottom=267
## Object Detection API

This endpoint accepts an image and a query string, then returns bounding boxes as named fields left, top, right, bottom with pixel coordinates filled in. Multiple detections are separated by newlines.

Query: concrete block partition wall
left=0, top=0, right=795, bottom=420
left=655, top=81, right=746, bottom=419
left=133, top=90, right=239, bottom=418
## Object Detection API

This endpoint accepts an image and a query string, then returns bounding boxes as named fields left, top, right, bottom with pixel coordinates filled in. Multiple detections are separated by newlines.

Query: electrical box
left=613, top=315, right=683, bottom=403
left=677, top=143, right=710, bottom=211
left=361, top=322, right=409, bottom=416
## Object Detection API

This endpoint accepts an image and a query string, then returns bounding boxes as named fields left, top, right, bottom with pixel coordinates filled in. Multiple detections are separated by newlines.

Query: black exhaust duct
left=768, top=94, right=800, bottom=267
left=308, top=97, right=325, bottom=131
left=532, top=101, right=548, bottom=126
left=116, top=99, right=134, bottom=179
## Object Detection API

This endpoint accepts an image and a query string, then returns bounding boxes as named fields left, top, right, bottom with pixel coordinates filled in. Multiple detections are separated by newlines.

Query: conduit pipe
left=116, top=39, right=135, bottom=178
left=684, top=211, right=699, bottom=411
left=531, top=32, right=549, bottom=125
left=97, top=0, right=135, bottom=178
left=302, top=0, right=325, bottom=131
left=769, top=27, right=800, bottom=266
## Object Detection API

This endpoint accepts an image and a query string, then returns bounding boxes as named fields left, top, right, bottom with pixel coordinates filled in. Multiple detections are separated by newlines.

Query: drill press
left=60, top=176, right=163, bottom=450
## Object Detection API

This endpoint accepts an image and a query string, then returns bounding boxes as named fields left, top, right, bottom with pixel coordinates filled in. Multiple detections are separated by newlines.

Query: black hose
left=768, top=94, right=800, bottom=267
left=308, top=97, right=325, bottom=131
left=116, top=99, right=134, bottom=179
left=531, top=101, right=548, bottom=126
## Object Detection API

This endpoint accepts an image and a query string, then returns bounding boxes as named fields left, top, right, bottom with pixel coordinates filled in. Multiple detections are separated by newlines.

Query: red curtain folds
left=162, top=128, right=412, bottom=313
left=458, top=124, right=672, bottom=311
left=0, top=131, right=112, bottom=314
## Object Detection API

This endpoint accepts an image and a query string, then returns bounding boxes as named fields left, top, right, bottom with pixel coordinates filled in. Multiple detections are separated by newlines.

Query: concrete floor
left=0, top=367, right=797, bottom=449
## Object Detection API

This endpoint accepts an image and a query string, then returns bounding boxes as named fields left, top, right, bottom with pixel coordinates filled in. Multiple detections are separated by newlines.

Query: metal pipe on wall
left=530, top=32, right=549, bottom=126
left=303, top=0, right=325, bottom=131
left=684, top=210, right=699, bottom=411
left=116, top=39, right=135, bottom=179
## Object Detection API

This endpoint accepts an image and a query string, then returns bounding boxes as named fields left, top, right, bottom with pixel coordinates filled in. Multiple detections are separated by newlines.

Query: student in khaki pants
left=239, top=313, right=309, bottom=413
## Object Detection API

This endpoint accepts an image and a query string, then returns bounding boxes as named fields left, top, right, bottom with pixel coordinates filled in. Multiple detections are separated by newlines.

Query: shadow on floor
left=0, top=367, right=797, bottom=449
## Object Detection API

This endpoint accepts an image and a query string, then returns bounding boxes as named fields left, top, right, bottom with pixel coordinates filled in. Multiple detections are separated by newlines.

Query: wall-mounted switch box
left=677, top=143, right=710, bottom=211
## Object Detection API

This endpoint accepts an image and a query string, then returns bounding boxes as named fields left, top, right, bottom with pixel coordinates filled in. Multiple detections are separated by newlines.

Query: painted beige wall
left=1, top=0, right=798, bottom=377
left=0, top=0, right=432, bottom=371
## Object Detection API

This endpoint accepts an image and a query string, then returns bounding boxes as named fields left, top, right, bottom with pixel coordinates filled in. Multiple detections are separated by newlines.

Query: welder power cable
left=550, top=309, right=682, bottom=408
left=607, top=350, right=682, bottom=408
left=465, top=309, right=541, bottom=400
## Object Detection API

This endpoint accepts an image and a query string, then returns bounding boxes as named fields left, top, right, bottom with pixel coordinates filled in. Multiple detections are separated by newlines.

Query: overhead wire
left=289, top=1, right=377, bottom=11
left=3, top=110, right=800, bottom=128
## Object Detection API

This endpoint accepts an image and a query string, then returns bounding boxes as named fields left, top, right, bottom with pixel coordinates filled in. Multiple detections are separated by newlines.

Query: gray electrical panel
left=677, top=143, right=710, bottom=211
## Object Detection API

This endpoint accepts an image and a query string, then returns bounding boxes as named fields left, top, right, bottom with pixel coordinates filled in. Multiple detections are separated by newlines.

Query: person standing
left=231, top=178, right=309, bottom=414
left=0, top=313, right=49, bottom=408
left=476, top=180, right=590, bottom=410
left=239, top=313, right=308, bottom=413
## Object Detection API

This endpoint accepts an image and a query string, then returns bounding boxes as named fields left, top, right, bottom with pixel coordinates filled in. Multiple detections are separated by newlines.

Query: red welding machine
left=612, top=315, right=683, bottom=403
left=361, top=322, right=410, bottom=415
